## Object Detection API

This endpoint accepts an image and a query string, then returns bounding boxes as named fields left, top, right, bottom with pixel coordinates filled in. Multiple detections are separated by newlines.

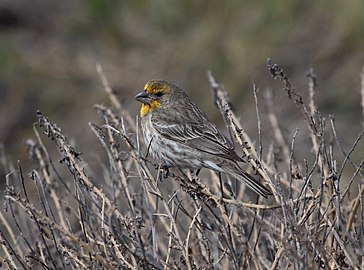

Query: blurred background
left=1, top=0, right=364, bottom=180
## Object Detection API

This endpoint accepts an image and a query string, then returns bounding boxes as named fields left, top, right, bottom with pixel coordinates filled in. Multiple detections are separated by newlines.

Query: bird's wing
left=152, top=119, right=240, bottom=161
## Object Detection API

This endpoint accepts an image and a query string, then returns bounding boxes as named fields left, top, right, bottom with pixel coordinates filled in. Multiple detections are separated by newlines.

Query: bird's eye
left=154, top=92, right=163, bottom=97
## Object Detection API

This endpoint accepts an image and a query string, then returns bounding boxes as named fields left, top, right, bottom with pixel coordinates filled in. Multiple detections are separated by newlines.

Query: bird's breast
left=141, top=116, right=203, bottom=169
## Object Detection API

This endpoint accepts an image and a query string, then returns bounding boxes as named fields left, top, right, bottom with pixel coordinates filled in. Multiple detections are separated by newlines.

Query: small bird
left=135, top=80, right=272, bottom=198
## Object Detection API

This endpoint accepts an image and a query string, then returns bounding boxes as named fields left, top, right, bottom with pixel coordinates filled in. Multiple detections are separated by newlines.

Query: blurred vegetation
left=1, top=1, right=364, bottom=185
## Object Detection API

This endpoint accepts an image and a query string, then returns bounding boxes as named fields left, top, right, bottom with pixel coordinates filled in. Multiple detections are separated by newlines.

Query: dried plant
left=1, top=60, right=363, bottom=269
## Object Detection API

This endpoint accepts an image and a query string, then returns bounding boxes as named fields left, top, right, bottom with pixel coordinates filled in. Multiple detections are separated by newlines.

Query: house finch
left=135, top=80, right=272, bottom=198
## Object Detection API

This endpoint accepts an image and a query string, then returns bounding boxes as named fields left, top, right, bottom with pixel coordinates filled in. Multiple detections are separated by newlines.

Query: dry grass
left=0, top=60, right=363, bottom=269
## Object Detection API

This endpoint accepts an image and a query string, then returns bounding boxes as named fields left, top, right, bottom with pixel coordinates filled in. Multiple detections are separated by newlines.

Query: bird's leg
left=177, top=168, right=190, bottom=182
left=159, top=165, right=170, bottom=178
left=155, top=164, right=170, bottom=179
left=190, top=169, right=201, bottom=181
left=194, top=169, right=201, bottom=179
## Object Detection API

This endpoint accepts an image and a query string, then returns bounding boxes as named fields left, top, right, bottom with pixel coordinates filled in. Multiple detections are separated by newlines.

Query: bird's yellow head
left=135, top=80, right=172, bottom=117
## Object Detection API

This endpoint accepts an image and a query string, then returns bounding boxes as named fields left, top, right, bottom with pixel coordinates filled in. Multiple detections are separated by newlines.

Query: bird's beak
left=135, top=90, right=151, bottom=104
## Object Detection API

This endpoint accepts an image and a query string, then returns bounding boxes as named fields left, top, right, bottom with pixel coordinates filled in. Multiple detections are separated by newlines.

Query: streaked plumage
left=135, top=80, right=272, bottom=198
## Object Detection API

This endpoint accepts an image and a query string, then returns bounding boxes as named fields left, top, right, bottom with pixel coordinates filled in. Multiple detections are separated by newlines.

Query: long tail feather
left=224, top=165, right=272, bottom=198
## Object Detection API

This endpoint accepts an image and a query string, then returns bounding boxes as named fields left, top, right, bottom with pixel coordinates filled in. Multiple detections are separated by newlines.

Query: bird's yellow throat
left=140, top=100, right=160, bottom=117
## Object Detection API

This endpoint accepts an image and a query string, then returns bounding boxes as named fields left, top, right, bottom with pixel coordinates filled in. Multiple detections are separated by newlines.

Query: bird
left=135, top=80, right=272, bottom=198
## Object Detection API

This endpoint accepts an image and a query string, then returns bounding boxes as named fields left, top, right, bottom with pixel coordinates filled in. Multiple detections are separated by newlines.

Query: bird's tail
left=224, top=164, right=272, bottom=198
